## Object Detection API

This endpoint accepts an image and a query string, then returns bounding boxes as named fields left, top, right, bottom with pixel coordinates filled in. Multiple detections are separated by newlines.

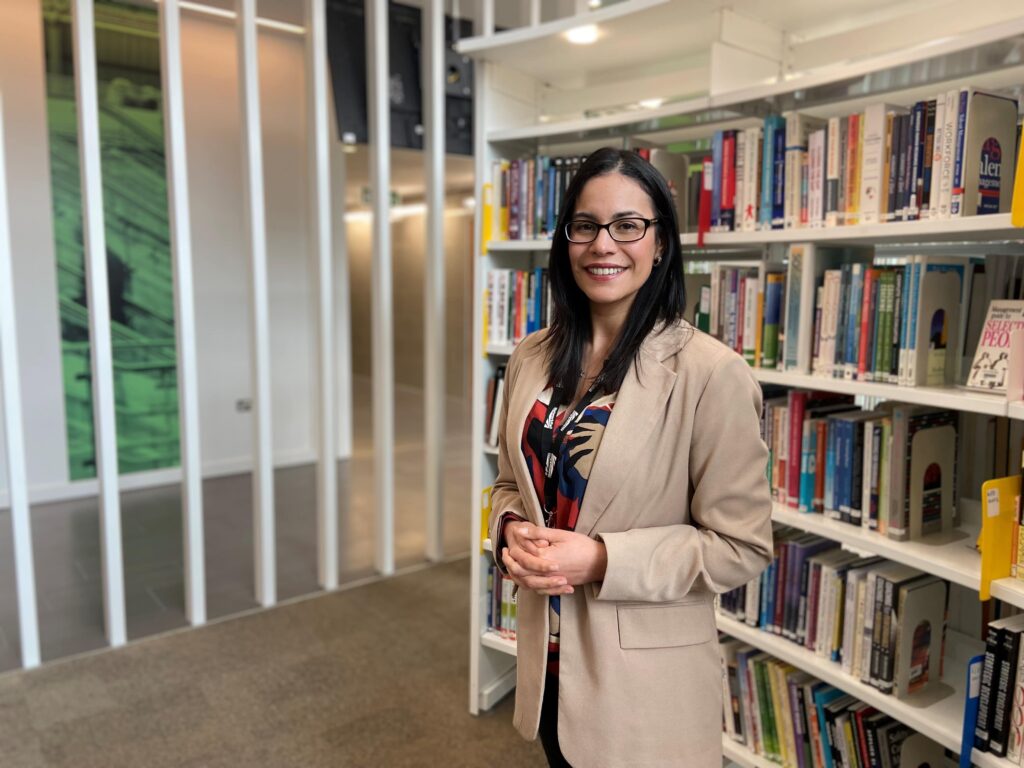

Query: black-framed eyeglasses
left=565, top=217, right=658, bottom=244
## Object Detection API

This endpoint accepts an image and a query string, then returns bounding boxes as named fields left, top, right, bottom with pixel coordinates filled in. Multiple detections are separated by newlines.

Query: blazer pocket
left=616, top=600, right=715, bottom=649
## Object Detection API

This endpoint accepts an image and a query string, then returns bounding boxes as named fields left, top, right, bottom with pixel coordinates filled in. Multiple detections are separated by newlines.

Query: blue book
left=535, top=156, right=547, bottom=236
left=760, top=116, right=785, bottom=226
left=545, top=164, right=557, bottom=234
left=951, top=88, right=970, bottom=215
left=824, top=419, right=837, bottom=517
left=961, top=653, right=985, bottom=768
left=799, top=420, right=817, bottom=513
left=904, top=257, right=923, bottom=384
left=772, top=124, right=786, bottom=228
left=711, top=131, right=723, bottom=230
left=760, top=559, right=775, bottom=628
left=843, top=264, right=864, bottom=380
left=813, top=685, right=849, bottom=768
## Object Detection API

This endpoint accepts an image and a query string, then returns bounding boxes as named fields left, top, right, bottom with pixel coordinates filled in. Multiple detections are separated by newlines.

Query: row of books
left=483, top=364, right=507, bottom=448
left=701, top=88, right=1020, bottom=234
left=696, top=247, right=971, bottom=388
left=974, top=611, right=1024, bottom=759
left=484, top=268, right=552, bottom=347
left=761, top=390, right=958, bottom=542
left=486, top=564, right=517, bottom=641
left=719, top=638, right=948, bottom=768
left=484, top=147, right=690, bottom=243
left=484, top=155, right=583, bottom=242
left=720, top=529, right=949, bottom=700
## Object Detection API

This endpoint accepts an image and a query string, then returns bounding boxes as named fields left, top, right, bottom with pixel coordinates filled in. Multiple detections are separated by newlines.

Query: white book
left=487, top=271, right=499, bottom=345
left=958, top=89, right=1020, bottom=216
left=859, top=103, right=890, bottom=225
left=742, top=128, right=761, bottom=231
left=925, top=92, right=946, bottom=220
left=734, top=130, right=747, bottom=237
left=816, top=269, right=841, bottom=377
left=862, top=419, right=876, bottom=530
left=487, top=375, right=505, bottom=447
left=784, top=113, right=825, bottom=229
left=808, top=129, right=826, bottom=227
left=937, top=88, right=959, bottom=218
left=742, top=276, right=758, bottom=365
left=860, top=570, right=879, bottom=683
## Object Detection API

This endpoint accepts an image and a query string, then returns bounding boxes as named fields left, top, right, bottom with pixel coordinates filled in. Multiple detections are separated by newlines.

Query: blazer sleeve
left=488, top=344, right=530, bottom=574
left=595, top=353, right=773, bottom=602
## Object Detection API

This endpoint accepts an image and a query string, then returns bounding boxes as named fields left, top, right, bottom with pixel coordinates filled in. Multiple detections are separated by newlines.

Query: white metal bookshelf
left=464, top=4, right=1024, bottom=764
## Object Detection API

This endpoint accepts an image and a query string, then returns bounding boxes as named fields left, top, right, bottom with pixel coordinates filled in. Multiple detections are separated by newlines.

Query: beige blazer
left=489, top=320, right=773, bottom=768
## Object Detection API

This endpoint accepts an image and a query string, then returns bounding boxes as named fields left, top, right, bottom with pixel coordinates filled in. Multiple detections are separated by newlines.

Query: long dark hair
left=545, top=147, right=685, bottom=399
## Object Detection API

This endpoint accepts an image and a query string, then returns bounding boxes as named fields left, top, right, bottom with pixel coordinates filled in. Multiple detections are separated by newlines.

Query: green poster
left=43, top=0, right=179, bottom=479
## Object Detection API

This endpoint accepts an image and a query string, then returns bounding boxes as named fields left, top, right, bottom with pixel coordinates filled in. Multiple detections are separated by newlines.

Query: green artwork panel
left=43, top=0, right=179, bottom=480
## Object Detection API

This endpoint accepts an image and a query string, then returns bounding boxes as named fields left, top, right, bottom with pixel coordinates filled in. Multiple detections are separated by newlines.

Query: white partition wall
left=71, top=0, right=127, bottom=648
left=0, top=92, right=41, bottom=668
left=423, top=0, right=446, bottom=562
left=306, top=0, right=339, bottom=590
left=236, top=0, right=276, bottom=607
left=366, top=0, right=395, bottom=576
left=159, top=0, right=206, bottom=627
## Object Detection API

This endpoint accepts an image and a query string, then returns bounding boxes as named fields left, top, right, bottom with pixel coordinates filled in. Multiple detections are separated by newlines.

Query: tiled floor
left=0, top=378, right=471, bottom=671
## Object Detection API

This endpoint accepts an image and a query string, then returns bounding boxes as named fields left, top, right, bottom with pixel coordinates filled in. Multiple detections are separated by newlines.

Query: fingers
left=502, top=548, right=568, bottom=592
left=537, top=585, right=574, bottom=596
left=510, top=546, right=558, bottom=574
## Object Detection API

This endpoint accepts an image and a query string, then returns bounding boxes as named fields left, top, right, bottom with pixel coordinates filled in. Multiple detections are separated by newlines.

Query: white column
left=423, top=0, right=446, bottom=562
left=306, top=0, right=338, bottom=590
left=71, top=0, right=127, bottom=647
left=481, top=0, right=495, bottom=36
left=329, top=99, right=353, bottom=463
left=159, top=0, right=206, bottom=626
left=236, top=0, right=275, bottom=606
left=0, top=92, right=41, bottom=668
left=529, top=0, right=541, bottom=27
left=366, top=0, right=395, bottom=575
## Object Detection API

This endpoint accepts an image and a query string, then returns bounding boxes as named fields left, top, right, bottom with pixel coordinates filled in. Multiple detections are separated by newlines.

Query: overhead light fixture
left=565, top=24, right=599, bottom=45
left=588, top=0, right=603, bottom=7
left=639, top=98, right=665, bottom=109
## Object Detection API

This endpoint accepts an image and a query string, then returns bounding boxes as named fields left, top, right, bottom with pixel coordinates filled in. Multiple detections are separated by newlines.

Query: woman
left=488, top=147, right=773, bottom=767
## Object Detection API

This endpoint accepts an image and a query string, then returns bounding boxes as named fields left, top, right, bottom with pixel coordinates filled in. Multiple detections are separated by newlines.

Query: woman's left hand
left=519, top=526, right=607, bottom=586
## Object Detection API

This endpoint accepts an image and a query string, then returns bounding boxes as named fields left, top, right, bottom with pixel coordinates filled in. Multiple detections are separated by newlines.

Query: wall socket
left=235, top=398, right=252, bottom=413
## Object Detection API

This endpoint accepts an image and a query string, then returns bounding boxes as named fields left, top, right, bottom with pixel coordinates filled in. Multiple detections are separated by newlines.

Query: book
left=962, top=653, right=986, bottom=768
left=966, top=300, right=1024, bottom=391
left=976, top=614, right=1024, bottom=751
left=955, top=89, right=1020, bottom=216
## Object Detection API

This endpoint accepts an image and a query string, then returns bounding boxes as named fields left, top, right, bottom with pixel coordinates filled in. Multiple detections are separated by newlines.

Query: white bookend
left=908, top=256, right=968, bottom=387
left=893, top=576, right=947, bottom=699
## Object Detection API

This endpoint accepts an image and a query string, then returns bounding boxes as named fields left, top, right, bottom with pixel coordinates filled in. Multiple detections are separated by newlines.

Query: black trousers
left=538, top=674, right=572, bottom=768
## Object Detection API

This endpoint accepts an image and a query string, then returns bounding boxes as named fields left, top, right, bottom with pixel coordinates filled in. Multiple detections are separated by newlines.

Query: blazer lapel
left=574, top=347, right=677, bottom=538
left=505, top=345, right=548, bottom=526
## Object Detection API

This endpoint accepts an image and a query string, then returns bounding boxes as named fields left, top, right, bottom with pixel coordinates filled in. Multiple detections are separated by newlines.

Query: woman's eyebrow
left=572, top=210, right=644, bottom=220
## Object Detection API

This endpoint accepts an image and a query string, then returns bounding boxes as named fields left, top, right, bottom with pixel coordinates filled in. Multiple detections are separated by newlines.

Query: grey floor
left=0, top=377, right=472, bottom=671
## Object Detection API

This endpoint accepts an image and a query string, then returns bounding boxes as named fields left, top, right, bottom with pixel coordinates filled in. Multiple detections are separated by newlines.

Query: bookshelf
left=464, top=2, right=1024, bottom=762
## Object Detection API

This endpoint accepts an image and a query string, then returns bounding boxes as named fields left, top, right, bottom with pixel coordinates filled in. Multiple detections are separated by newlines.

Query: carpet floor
left=0, top=558, right=545, bottom=767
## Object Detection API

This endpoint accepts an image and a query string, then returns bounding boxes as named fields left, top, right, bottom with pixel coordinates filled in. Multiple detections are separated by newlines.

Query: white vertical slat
left=366, top=0, right=395, bottom=575
left=0, top=92, right=41, bottom=669
left=328, top=94, right=353, bottom=462
left=481, top=0, right=495, bottom=36
left=236, top=0, right=276, bottom=606
left=529, top=0, right=541, bottom=27
left=306, top=0, right=338, bottom=590
left=423, top=0, right=445, bottom=562
left=71, top=0, right=127, bottom=647
left=159, top=0, right=205, bottom=625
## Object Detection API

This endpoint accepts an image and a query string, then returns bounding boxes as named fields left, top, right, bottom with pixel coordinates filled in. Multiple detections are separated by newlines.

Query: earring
left=654, top=254, right=663, bottom=267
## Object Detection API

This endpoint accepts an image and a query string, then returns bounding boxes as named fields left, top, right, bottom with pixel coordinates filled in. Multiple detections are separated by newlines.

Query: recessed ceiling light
left=588, top=0, right=603, bottom=7
left=639, top=98, right=665, bottom=109
left=565, top=24, right=599, bottom=45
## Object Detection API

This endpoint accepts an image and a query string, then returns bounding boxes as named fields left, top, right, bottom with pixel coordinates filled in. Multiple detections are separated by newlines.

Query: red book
left=697, top=157, right=713, bottom=246
left=514, top=271, right=524, bottom=343
left=721, top=130, right=737, bottom=230
left=857, top=268, right=878, bottom=379
left=786, top=390, right=808, bottom=508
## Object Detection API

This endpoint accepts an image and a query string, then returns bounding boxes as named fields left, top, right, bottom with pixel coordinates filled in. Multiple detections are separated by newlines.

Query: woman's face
left=566, top=171, right=662, bottom=318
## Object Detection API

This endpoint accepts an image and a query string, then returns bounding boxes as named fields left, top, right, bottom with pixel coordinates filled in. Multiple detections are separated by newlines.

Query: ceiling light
left=565, top=24, right=599, bottom=45
left=588, top=0, right=603, bottom=7
left=639, top=98, right=665, bottom=110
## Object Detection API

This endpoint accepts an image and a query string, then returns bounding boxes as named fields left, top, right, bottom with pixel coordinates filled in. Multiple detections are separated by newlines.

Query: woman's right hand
left=502, top=522, right=574, bottom=596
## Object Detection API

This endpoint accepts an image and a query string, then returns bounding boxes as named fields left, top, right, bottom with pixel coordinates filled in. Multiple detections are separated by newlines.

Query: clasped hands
left=501, top=522, right=607, bottom=597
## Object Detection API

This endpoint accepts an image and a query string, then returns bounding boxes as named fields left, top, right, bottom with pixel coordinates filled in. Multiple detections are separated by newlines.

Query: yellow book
left=480, top=486, right=492, bottom=554
left=480, top=182, right=493, bottom=255
left=1013, top=138, right=1024, bottom=227
left=979, top=474, right=1020, bottom=599
left=498, top=159, right=510, bottom=239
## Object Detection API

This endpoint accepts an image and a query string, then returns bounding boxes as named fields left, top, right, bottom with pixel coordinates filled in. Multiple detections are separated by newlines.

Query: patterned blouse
left=522, top=386, right=617, bottom=675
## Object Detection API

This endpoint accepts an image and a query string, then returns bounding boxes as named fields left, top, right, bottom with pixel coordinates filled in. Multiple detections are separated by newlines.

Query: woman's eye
left=574, top=222, right=596, bottom=232
left=614, top=221, right=638, bottom=231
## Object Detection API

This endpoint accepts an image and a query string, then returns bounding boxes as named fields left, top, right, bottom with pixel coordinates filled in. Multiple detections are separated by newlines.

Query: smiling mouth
left=585, top=266, right=626, bottom=276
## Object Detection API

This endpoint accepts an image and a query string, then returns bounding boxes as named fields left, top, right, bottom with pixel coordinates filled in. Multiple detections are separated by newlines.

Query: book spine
left=814, top=419, right=828, bottom=514
left=773, top=125, right=786, bottom=229
left=938, top=88, right=958, bottom=218
left=760, top=120, right=777, bottom=228
left=977, top=623, right=1005, bottom=750
left=722, top=131, right=737, bottom=230
left=857, top=269, right=876, bottom=380
left=920, top=99, right=937, bottom=218
left=788, top=392, right=807, bottom=507
left=950, top=89, right=970, bottom=216
left=825, top=117, right=841, bottom=227
left=927, top=94, right=946, bottom=220
left=992, top=627, right=1022, bottom=756
left=907, top=102, right=924, bottom=220
left=1006, top=636, right=1024, bottom=762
